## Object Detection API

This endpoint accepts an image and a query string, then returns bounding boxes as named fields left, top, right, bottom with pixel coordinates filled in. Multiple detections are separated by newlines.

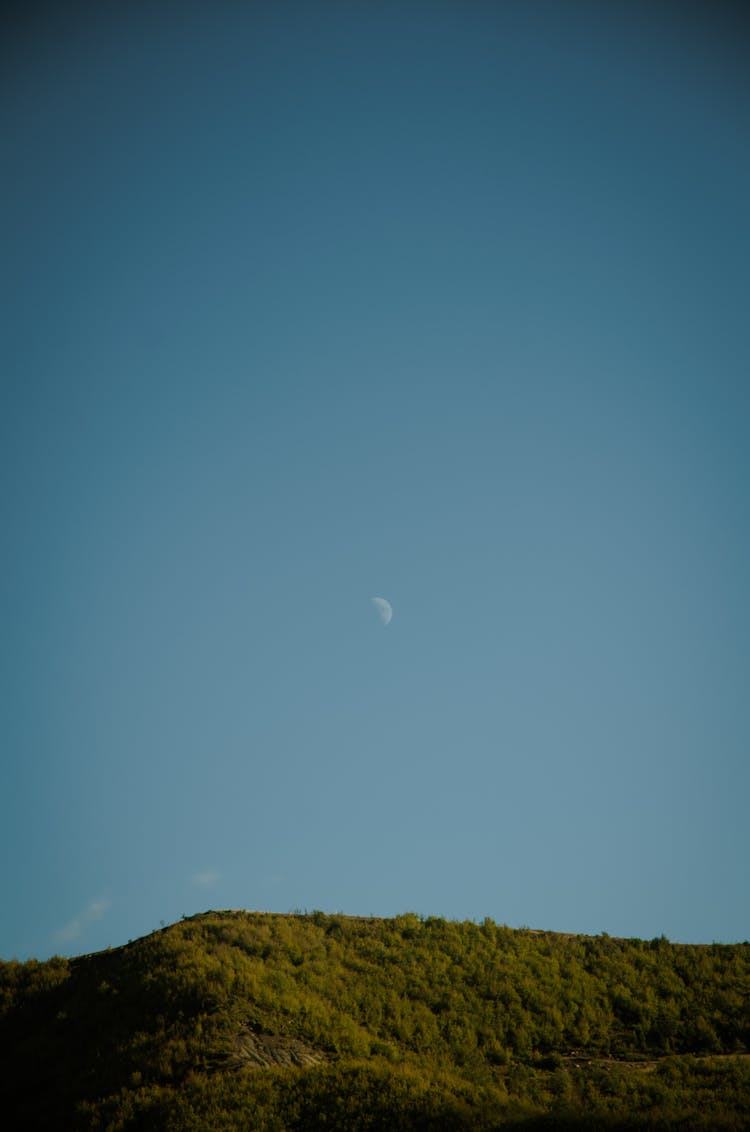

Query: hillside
left=1, top=910, right=749, bottom=1130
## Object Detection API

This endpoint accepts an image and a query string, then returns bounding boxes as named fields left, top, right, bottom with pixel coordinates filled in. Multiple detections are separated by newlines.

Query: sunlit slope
left=1, top=911, right=749, bottom=1130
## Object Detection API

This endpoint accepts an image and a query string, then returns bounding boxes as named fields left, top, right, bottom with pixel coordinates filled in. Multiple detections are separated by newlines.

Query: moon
left=371, top=596, right=393, bottom=626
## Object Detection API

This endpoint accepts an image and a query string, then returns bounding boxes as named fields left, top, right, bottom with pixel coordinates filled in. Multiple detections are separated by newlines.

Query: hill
left=1, top=910, right=749, bottom=1129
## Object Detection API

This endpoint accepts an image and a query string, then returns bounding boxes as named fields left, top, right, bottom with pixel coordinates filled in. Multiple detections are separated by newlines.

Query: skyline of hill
left=2, top=909, right=749, bottom=1129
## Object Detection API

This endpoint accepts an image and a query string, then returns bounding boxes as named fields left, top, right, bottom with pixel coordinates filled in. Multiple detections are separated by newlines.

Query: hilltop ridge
left=2, top=909, right=749, bottom=1129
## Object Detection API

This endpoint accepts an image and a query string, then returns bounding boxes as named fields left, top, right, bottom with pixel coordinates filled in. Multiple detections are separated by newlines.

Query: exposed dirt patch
left=562, top=1053, right=659, bottom=1073
left=226, top=1024, right=326, bottom=1070
left=561, top=1051, right=750, bottom=1073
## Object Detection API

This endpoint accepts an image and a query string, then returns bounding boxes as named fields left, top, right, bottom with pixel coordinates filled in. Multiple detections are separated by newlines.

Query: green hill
left=2, top=910, right=749, bottom=1130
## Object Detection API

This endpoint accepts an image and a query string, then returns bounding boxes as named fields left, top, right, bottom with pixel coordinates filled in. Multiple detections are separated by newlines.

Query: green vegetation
left=1, top=911, right=749, bottom=1129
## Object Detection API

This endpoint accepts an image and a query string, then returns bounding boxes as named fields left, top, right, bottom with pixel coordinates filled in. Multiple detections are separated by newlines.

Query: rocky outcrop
left=226, top=1023, right=326, bottom=1070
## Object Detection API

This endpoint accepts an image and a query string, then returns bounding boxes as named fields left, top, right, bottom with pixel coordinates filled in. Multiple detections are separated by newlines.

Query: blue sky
left=2, top=1, right=749, bottom=959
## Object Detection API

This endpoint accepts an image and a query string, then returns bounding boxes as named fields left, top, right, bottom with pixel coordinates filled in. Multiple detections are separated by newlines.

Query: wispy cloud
left=191, top=869, right=220, bottom=887
left=54, top=897, right=111, bottom=944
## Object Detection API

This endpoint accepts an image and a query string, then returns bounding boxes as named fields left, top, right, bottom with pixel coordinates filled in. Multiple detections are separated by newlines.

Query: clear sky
left=2, top=1, right=749, bottom=959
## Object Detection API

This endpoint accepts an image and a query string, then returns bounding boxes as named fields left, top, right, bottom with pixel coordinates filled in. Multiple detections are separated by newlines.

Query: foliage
left=1, top=911, right=749, bottom=1129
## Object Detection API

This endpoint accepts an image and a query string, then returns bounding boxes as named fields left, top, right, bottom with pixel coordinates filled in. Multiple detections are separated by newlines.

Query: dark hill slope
left=1, top=911, right=749, bottom=1130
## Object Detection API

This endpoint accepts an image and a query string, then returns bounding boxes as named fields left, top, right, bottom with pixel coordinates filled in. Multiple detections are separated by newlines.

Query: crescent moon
left=371, top=596, right=393, bottom=626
